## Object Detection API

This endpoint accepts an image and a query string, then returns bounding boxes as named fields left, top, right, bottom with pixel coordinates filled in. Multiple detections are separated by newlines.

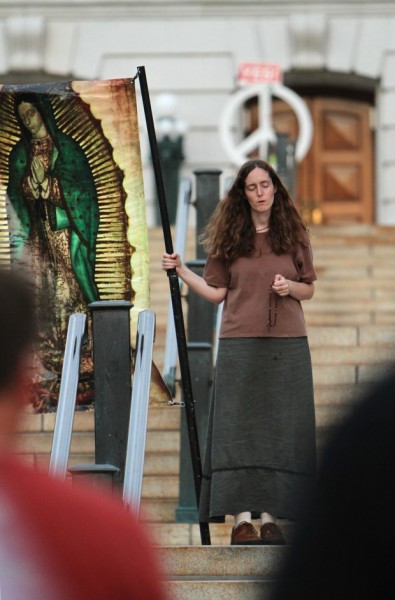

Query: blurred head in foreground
left=272, top=366, right=395, bottom=599
left=0, top=266, right=167, bottom=599
left=0, top=267, right=35, bottom=449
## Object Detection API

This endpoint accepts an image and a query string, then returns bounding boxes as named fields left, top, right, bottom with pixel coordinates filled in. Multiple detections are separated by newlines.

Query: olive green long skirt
left=199, top=337, right=316, bottom=522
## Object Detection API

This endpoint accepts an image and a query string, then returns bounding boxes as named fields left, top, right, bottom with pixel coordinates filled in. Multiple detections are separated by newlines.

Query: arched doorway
left=244, top=72, right=376, bottom=224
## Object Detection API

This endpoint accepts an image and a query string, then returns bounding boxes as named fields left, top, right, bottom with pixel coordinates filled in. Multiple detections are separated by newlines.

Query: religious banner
left=0, top=78, right=153, bottom=412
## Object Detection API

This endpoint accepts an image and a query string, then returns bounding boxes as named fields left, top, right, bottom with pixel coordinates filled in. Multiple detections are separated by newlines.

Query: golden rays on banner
left=0, top=78, right=169, bottom=412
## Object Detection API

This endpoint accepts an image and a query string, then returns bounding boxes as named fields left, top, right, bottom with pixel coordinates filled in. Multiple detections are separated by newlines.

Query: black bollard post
left=176, top=170, right=222, bottom=522
left=271, top=132, right=297, bottom=199
left=154, top=135, right=185, bottom=225
left=193, top=169, right=222, bottom=259
left=176, top=342, right=213, bottom=522
left=185, top=260, right=214, bottom=343
left=89, top=300, right=133, bottom=485
left=175, top=260, right=214, bottom=522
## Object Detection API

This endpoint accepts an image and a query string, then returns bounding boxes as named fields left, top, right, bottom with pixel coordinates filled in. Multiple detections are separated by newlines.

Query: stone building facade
left=0, top=0, right=395, bottom=224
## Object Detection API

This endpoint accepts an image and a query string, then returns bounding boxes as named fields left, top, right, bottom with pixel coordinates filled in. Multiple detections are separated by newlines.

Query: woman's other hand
left=272, top=274, right=291, bottom=296
left=272, top=274, right=314, bottom=301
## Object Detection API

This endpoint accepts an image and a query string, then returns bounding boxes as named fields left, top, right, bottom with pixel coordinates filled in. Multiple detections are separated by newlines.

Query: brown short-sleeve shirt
left=204, top=232, right=317, bottom=338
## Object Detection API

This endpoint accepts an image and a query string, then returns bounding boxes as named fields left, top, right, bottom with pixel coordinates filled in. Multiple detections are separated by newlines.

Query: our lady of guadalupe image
left=0, top=78, right=152, bottom=412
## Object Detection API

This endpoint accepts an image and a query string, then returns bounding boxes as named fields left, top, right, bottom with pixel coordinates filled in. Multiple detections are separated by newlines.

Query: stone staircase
left=158, top=545, right=286, bottom=599
left=14, top=223, right=395, bottom=598
left=306, top=224, right=395, bottom=441
left=151, top=223, right=395, bottom=598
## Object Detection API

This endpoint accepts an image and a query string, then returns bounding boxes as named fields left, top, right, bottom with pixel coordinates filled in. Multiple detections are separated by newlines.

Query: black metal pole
left=89, top=301, right=132, bottom=484
left=137, top=66, right=211, bottom=545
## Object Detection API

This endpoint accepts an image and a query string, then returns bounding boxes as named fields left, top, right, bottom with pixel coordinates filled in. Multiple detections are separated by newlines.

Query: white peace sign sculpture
left=219, top=83, right=313, bottom=166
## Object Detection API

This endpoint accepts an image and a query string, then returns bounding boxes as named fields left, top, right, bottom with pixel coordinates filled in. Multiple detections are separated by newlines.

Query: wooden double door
left=249, top=97, right=375, bottom=223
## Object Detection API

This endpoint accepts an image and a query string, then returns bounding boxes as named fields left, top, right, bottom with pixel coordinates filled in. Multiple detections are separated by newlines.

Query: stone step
left=159, top=545, right=286, bottom=600
left=308, top=223, right=395, bottom=238
left=313, top=241, right=395, bottom=252
left=152, top=275, right=395, bottom=293
left=156, top=319, right=395, bottom=349
left=149, top=226, right=394, bottom=256
left=305, top=312, right=381, bottom=326
left=152, top=520, right=296, bottom=546
left=314, top=256, right=395, bottom=269
left=150, top=282, right=395, bottom=298
left=36, top=407, right=180, bottom=433
left=148, top=407, right=180, bottom=430
left=37, top=408, right=180, bottom=437
left=312, top=364, right=356, bottom=385
left=315, top=403, right=353, bottom=428
left=143, top=453, right=179, bottom=476
left=310, top=345, right=395, bottom=365
left=17, top=432, right=95, bottom=455
left=314, top=383, right=369, bottom=405
left=313, top=289, right=374, bottom=301
left=308, top=326, right=358, bottom=346
left=147, top=523, right=197, bottom=546
left=149, top=522, right=243, bottom=547
left=315, top=266, right=395, bottom=279
left=15, top=428, right=180, bottom=459
left=159, top=545, right=286, bottom=576
left=311, top=362, right=394, bottom=385
left=312, top=245, right=395, bottom=257
left=358, top=326, right=395, bottom=345
left=142, top=475, right=178, bottom=499
left=66, top=456, right=179, bottom=482
left=31, top=453, right=96, bottom=471
left=316, top=279, right=395, bottom=290
left=163, top=578, right=273, bottom=599
left=314, top=287, right=395, bottom=300
left=141, top=498, right=178, bottom=523
left=153, top=292, right=395, bottom=321
left=149, top=224, right=395, bottom=249
left=305, top=300, right=395, bottom=313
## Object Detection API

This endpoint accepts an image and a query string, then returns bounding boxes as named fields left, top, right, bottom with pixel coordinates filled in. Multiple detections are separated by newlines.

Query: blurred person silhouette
left=0, top=267, right=166, bottom=600
left=271, top=368, right=395, bottom=599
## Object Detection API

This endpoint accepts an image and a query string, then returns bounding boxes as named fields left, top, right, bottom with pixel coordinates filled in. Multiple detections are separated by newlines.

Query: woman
left=162, top=159, right=317, bottom=545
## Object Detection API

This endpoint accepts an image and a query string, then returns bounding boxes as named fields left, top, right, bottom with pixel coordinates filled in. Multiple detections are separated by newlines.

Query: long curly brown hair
left=200, top=159, right=308, bottom=260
